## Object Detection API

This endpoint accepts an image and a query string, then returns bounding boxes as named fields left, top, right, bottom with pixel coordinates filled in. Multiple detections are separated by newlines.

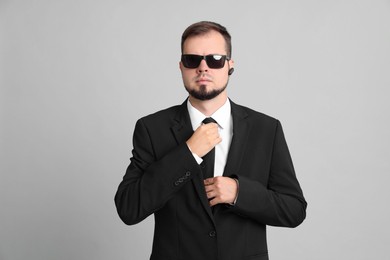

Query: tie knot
left=202, top=117, right=217, bottom=124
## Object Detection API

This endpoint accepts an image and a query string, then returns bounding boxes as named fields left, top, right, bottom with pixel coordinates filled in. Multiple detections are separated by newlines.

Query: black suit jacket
left=115, top=100, right=307, bottom=260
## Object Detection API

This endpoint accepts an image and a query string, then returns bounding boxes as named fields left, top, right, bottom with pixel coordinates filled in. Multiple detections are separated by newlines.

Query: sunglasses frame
left=181, top=54, right=230, bottom=69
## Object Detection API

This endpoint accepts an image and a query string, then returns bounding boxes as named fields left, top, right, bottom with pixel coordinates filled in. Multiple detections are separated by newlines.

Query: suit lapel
left=223, top=100, right=249, bottom=177
left=171, top=100, right=215, bottom=222
left=171, top=101, right=193, bottom=146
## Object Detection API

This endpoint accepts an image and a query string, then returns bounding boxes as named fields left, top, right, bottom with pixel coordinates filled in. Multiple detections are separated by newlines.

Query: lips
left=196, top=78, right=211, bottom=83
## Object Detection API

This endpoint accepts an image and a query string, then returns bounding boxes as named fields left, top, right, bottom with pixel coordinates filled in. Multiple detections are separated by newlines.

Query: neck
left=189, top=92, right=228, bottom=116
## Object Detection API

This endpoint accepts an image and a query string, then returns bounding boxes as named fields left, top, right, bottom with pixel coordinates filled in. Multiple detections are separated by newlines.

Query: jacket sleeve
left=114, top=118, right=200, bottom=225
left=230, top=120, right=307, bottom=228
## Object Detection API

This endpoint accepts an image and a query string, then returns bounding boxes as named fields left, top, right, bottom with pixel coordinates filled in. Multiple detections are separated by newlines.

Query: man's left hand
left=204, top=177, right=238, bottom=206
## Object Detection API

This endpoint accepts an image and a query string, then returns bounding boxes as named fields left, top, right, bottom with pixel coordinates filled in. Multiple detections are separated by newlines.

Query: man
left=115, top=21, right=307, bottom=260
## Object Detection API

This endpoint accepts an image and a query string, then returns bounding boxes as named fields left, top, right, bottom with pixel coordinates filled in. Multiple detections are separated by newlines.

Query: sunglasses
left=181, top=54, right=230, bottom=69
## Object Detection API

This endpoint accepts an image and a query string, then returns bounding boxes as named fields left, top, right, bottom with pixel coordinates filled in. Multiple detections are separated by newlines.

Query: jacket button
left=209, top=230, right=216, bottom=237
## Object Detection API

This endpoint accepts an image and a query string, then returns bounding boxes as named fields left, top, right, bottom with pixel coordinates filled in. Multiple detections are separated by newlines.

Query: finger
left=202, top=122, right=218, bottom=127
left=209, top=197, right=220, bottom=207
left=204, top=185, right=213, bottom=193
left=206, top=190, right=216, bottom=199
left=204, top=178, right=214, bottom=185
left=201, top=123, right=218, bottom=132
left=208, top=135, right=221, bottom=147
left=211, top=176, right=221, bottom=184
left=206, top=131, right=220, bottom=141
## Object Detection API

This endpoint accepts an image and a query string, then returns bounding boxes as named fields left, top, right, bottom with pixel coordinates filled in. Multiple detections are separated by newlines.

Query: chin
left=185, top=84, right=227, bottom=101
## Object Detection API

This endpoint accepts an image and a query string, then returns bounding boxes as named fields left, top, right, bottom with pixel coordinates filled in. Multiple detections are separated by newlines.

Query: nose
left=196, top=59, right=209, bottom=73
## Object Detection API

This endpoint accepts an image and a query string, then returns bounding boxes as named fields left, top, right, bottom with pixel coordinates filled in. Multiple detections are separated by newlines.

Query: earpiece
left=228, top=68, right=234, bottom=76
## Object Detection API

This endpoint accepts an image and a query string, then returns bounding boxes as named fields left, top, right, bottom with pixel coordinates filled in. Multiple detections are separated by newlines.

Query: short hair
left=181, top=21, right=232, bottom=58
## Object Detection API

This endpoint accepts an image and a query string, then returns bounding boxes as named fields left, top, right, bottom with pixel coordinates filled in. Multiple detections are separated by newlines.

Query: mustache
left=193, top=73, right=213, bottom=81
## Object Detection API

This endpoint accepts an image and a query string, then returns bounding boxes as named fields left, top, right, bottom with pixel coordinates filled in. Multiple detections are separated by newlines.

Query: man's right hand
left=186, top=123, right=221, bottom=158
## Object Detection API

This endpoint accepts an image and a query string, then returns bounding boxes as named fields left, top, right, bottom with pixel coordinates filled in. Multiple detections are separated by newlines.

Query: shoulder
left=136, top=103, right=185, bottom=127
left=231, top=100, right=279, bottom=125
left=231, top=101, right=286, bottom=139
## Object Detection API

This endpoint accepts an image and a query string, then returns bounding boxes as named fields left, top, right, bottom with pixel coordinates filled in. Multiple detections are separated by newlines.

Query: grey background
left=1, top=0, right=390, bottom=259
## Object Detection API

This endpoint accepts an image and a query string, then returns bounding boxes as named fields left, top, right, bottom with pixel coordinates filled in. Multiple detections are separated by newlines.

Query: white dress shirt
left=187, top=99, right=233, bottom=177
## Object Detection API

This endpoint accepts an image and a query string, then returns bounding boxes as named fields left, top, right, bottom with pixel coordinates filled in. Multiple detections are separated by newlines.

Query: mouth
left=196, top=78, right=212, bottom=84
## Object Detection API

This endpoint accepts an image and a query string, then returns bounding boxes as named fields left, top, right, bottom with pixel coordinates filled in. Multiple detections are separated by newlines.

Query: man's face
left=180, top=30, right=234, bottom=101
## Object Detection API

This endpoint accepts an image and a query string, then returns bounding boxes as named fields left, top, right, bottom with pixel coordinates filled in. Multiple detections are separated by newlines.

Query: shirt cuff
left=230, top=178, right=239, bottom=205
left=187, top=144, right=203, bottom=164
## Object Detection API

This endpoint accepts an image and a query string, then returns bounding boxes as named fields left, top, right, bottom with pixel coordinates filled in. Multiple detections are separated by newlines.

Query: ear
left=228, top=59, right=234, bottom=69
left=179, top=61, right=184, bottom=72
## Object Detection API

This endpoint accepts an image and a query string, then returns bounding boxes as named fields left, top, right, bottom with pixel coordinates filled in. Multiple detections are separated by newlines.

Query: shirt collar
left=187, top=98, right=231, bottom=130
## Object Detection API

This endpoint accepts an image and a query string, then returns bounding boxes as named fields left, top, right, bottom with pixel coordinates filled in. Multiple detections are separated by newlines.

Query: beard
left=185, top=83, right=227, bottom=101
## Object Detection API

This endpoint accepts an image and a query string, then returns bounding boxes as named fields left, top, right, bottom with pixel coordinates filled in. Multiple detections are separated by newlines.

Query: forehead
left=182, top=30, right=227, bottom=55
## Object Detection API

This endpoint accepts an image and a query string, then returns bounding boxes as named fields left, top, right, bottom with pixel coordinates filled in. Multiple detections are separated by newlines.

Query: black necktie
left=201, top=117, right=217, bottom=179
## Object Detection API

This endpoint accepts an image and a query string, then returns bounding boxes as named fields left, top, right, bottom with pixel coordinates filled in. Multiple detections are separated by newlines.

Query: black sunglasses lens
left=182, top=55, right=202, bottom=68
left=206, top=55, right=226, bottom=68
